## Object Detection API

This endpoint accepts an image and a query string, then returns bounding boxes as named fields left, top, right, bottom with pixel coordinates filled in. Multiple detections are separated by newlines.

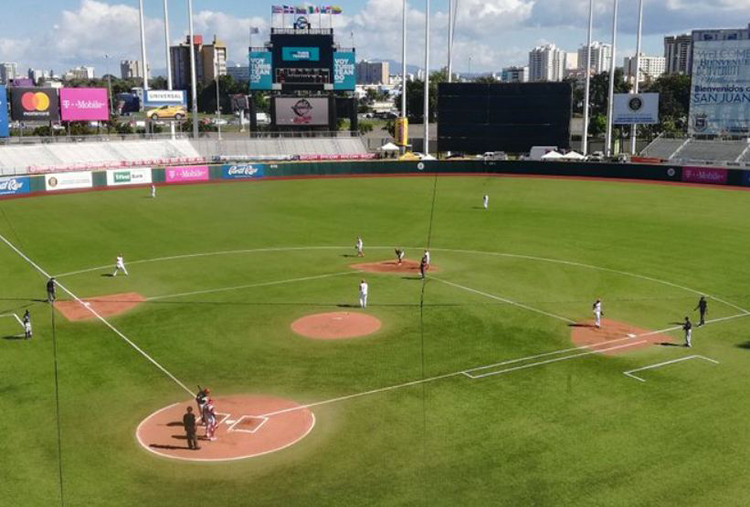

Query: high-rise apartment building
left=355, top=60, right=390, bottom=85
left=528, top=44, right=566, bottom=82
left=171, top=35, right=227, bottom=89
left=623, top=54, right=666, bottom=84
left=0, top=62, right=18, bottom=84
left=501, top=66, right=529, bottom=83
left=664, top=34, right=693, bottom=75
left=577, top=42, right=612, bottom=75
left=120, top=60, right=149, bottom=80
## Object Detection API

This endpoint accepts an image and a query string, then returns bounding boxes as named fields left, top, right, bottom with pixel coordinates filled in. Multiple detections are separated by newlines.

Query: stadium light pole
left=401, top=0, right=407, bottom=119
left=424, top=0, right=430, bottom=155
left=447, top=0, right=454, bottom=83
left=605, top=0, right=619, bottom=157
left=163, top=0, right=176, bottom=139
left=188, top=0, right=199, bottom=138
left=582, top=0, right=594, bottom=156
left=138, top=0, right=149, bottom=92
left=630, top=0, right=644, bottom=155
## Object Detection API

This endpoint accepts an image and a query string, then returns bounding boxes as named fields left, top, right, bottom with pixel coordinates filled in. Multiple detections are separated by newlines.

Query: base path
left=350, top=259, right=439, bottom=275
left=571, top=318, right=675, bottom=355
left=136, top=395, right=315, bottom=462
left=291, top=311, right=382, bottom=339
left=56, top=292, right=145, bottom=321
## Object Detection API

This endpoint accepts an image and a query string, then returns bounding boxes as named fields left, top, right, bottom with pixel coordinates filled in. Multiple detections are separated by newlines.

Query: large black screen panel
left=438, top=82, right=572, bottom=153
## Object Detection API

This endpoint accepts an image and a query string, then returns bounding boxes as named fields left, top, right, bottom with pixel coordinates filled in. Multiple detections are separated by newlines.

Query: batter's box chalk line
left=227, top=415, right=270, bottom=434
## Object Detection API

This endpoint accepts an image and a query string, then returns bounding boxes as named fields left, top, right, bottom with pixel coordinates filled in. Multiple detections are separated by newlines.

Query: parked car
left=146, top=105, right=187, bottom=121
left=481, top=151, right=508, bottom=161
left=586, top=151, right=604, bottom=162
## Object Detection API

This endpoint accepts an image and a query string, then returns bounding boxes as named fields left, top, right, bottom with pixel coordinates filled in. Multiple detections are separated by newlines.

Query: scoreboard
left=250, top=28, right=355, bottom=92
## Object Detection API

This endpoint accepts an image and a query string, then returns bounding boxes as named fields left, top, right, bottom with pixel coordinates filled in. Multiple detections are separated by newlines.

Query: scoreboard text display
left=271, top=32, right=335, bottom=90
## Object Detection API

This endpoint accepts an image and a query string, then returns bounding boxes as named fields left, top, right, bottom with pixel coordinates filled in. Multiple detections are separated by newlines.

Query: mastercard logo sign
left=21, top=92, right=51, bottom=112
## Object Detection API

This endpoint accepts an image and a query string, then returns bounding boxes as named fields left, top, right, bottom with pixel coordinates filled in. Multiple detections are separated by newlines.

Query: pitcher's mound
left=56, top=292, right=145, bottom=321
left=291, top=311, right=381, bottom=339
left=350, top=259, right=439, bottom=274
left=571, top=318, right=674, bottom=355
left=136, top=395, right=315, bottom=462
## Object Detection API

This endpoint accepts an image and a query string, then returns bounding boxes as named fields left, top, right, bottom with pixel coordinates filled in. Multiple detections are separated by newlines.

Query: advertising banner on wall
left=682, top=166, right=728, bottom=185
left=221, top=164, right=265, bottom=179
left=106, top=168, right=152, bottom=186
left=165, top=166, right=209, bottom=183
left=45, top=171, right=93, bottom=191
left=249, top=52, right=273, bottom=91
left=613, top=93, right=659, bottom=124
left=0, top=176, right=30, bottom=196
left=143, top=90, right=187, bottom=107
left=274, top=97, right=329, bottom=126
left=0, top=85, right=8, bottom=137
left=333, top=52, right=356, bottom=91
left=11, top=88, right=60, bottom=122
left=689, top=40, right=750, bottom=136
left=60, top=88, right=109, bottom=121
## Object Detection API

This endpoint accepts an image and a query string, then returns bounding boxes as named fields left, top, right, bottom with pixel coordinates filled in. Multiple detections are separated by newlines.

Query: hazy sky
left=1, top=0, right=749, bottom=75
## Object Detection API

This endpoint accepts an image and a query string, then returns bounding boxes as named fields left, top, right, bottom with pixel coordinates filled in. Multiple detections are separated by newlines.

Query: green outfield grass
left=2, top=175, right=750, bottom=506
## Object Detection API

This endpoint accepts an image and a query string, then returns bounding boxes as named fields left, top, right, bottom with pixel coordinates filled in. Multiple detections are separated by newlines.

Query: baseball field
left=2, top=173, right=750, bottom=506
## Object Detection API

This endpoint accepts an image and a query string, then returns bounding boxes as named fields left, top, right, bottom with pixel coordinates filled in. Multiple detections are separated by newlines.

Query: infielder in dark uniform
left=683, top=316, right=693, bottom=348
left=183, top=406, right=199, bottom=450
left=46, top=277, right=56, bottom=302
left=22, top=310, right=32, bottom=340
left=419, top=256, right=427, bottom=279
left=695, top=296, right=708, bottom=326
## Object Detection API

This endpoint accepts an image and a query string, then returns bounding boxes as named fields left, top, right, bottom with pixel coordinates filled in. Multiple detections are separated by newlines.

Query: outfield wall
left=1, top=160, right=749, bottom=199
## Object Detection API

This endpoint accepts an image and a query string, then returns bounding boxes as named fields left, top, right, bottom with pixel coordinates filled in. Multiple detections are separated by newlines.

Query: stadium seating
left=671, top=140, right=748, bottom=164
left=189, top=137, right=368, bottom=161
left=640, top=137, right=688, bottom=160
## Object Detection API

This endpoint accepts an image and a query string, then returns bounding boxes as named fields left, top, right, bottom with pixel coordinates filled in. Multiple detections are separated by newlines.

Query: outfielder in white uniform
left=112, top=254, right=129, bottom=277
left=483, top=194, right=489, bottom=210
left=592, top=299, right=602, bottom=328
left=356, top=237, right=364, bottom=257
left=359, top=279, right=369, bottom=308
left=150, top=185, right=156, bottom=198
left=424, top=250, right=431, bottom=267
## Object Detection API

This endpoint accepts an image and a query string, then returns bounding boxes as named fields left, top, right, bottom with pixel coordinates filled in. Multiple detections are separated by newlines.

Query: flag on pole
left=295, top=6, right=306, bottom=14
left=283, top=5, right=295, bottom=14
left=331, top=6, right=343, bottom=14
left=271, top=5, right=283, bottom=13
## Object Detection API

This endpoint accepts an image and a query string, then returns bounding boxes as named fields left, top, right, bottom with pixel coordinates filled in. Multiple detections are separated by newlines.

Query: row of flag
left=272, top=5, right=343, bottom=14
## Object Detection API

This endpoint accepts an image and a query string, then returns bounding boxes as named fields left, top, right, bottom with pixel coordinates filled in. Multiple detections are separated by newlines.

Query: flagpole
left=582, top=0, right=594, bottom=156
left=447, top=0, right=453, bottom=83
left=163, top=0, right=176, bottom=139
left=605, top=0, right=619, bottom=157
left=424, top=0, right=430, bottom=155
left=188, top=0, right=199, bottom=138
left=138, top=0, right=149, bottom=91
left=630, top=0, right=644, bottom=155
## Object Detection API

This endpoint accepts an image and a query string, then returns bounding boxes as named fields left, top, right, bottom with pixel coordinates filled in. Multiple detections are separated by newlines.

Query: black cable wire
left=49, top=302, right=66, bottom=507
left=418, top=171, right=441, bottom=505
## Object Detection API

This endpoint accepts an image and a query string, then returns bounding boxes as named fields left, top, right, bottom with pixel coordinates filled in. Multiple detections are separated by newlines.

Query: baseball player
left=112, top=254, right=128, bottom=277
left=419, top=256, right=427, bottom=279
left=359, top=279, right=369, bottom=308
left=195, top=387, right=210, bottom=420
left=205, top=399, right=218, bottom=441
left=22, top=310, right=32, bottom=340
left=592, top=299, right=603, bottom=328
left=683, top=316, right=693, bottom=347
left=150, top=184, right=156, bottom=198
left=695, top=296, right=708, bottom=327
left=395, top=248, right=405, bottom=265
left=423, top=250, right=431, bottom=268
left=483, top=194, right=489, bottom=210
left=46, top=277, right=57, bottom=303
left=356, top=237, right=364, bottom=257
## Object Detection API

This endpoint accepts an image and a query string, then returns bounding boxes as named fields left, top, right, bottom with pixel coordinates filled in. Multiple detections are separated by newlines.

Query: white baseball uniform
left=483, top=195, right=489, bottom=209
left=593, top=301, right=602, bottom=328
left=424, top=251, right=431, bottom=265
left=150, top=185, right=156, bottom=198
left=113, top=255, right=129, bottom=276
left=359, top=281, right=369, bottom=308
left=356, top=238, right=364, bottom=256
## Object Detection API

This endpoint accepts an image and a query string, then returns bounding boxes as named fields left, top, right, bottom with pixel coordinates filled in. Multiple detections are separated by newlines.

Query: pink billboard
left=682, top=167, right=728, bottom=185
left=60, top=88, right=109, bottom=121
left=165, top=166, right=209, bottom=183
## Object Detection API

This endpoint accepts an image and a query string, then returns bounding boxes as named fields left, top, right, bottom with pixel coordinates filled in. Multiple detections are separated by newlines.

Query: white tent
left=421, top=154, right=437, bottom=161
left=541, top=151, right=564, bottom=160
left=562, top=151, right=585, bottom=160
left=379, top=142, right=400, bottom=152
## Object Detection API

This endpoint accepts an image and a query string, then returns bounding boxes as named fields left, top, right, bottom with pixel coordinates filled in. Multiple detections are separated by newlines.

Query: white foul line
left=146, top=271, right=356, bottom=301
left=624, top=355, right=719, bottom=383
left=431, top=276, right=577, bottom=324
left=257, top=312, right=747, bottom=418
left=0, top=233, right=195, bottom=398
left=464, top=341, right=648, bottom=379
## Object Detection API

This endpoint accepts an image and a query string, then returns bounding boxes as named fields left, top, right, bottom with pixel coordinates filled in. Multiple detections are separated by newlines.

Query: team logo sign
left=11, top=88, right=60, bottom=121
left=628, top=97, right=643, bottom=112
